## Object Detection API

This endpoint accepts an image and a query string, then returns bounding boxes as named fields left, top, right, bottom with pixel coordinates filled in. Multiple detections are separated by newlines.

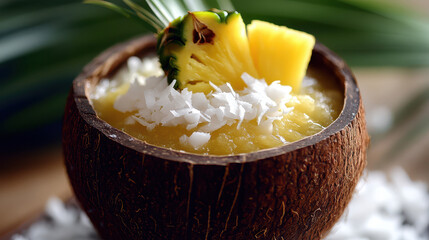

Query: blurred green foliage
left=0, top=0, right=428, bottom=153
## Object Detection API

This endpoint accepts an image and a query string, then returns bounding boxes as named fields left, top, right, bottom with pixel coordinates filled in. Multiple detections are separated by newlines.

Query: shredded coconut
left=92, top=56, right=295, bottom=149
left=91, top=56, right=164, bottom=100
left=180, top=132, right=211, bottom=149
left=109, top=57, right=294, bottom=149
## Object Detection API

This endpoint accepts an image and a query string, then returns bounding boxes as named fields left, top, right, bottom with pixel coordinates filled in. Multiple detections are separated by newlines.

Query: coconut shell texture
left=62, top=35, right=369, bottom=240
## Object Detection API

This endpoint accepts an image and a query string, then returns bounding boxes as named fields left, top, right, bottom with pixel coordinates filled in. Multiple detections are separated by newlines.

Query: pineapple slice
left=247, top=20, right=315, bottom=92
left=157, top=10, right=258, bottom=93
left=87, top=1, right=316, bottom=93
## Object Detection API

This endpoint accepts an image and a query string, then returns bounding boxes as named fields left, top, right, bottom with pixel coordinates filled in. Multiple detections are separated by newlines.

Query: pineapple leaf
left=144, top=0, right=235, bottom=20
left=208, top=0, right=234, bottom=11
left=180, top=0, right=206, bottom=12
left=218, top=0, right=234, bottom=10
left=146, top=0, right=187, bottom=24
left=123, top=0, right=166, bottom=31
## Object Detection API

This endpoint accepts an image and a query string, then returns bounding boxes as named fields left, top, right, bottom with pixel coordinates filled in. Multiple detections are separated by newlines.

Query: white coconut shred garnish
left=101, top=56, right=294, bottom=149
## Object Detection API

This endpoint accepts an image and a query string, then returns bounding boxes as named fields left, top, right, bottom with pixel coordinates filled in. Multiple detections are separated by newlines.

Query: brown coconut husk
left=62, top=35, right=369, bottom=240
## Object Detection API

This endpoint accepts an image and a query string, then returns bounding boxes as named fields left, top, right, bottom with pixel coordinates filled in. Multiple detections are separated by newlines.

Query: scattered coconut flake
left=124, top=116, right=136, bottom=125
left=12, top=197, right=97, bottom=240
left=326, top=168, right=429, bottom=240
left=91, top=56, right=298, bottom=149
left=90, top=56, right=163, bottom=101
left=180, top=132, right=211, bottom=150
left=127, top=56, right=142, bottom=73
left=45, top=198, right=77, bottom=225
left=366, top=106, right=393, bottom=134
left=90, top=78, right=111, bottom=100
left=12, top=168, right=429, bottom=240
left=112, top=66, right=294, bottom=150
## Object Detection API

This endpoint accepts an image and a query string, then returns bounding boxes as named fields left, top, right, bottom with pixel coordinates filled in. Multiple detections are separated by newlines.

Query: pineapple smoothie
left=90, top=11, right=343, bottom=155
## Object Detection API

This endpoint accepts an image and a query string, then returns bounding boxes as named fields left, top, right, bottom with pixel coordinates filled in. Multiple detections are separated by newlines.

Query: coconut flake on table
left=12, top=168, right=429, bottom=240
left=326, top=168, right=429, bottom=240
left=104, top=56, right=294, bottom=149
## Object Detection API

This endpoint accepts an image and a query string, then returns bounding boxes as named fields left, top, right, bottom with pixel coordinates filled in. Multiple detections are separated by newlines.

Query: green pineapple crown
left=85, top=0, right=237, bottom=89
left=156, top=10, right=239, bottom=88
left=84, top=0, right=235, bottom=33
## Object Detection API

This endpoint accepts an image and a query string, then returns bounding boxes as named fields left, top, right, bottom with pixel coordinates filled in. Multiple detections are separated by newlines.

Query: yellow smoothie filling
left=91, top=57, right=343, bottom=155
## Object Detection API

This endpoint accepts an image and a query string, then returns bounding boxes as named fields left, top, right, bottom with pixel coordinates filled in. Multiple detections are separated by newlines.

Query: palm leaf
left=383, top=114, right=429, bottom=163
left=0, top=17, right=144, bottom=103
left=392, top=86, right=429, bottom=129
left=1, top=92, right=70, bottom=133
left=341, top=0, right=429, bottom=32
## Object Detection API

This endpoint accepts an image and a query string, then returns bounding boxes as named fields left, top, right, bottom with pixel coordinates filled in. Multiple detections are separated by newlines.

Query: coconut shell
left=62, top=35, right=369, bottom=240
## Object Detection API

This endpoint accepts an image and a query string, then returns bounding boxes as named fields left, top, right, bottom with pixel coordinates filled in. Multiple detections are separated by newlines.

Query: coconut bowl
left=62, top=35, right=369, bottom=240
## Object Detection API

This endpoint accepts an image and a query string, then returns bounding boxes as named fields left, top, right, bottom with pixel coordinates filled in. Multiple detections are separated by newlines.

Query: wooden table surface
left=0, top=68, right=428, bottom=238
left=0, top=146, right=73, bottom=237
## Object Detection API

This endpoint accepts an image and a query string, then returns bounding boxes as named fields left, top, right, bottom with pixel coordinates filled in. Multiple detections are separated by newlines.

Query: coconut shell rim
left=71, top=34, right=360, bottom=165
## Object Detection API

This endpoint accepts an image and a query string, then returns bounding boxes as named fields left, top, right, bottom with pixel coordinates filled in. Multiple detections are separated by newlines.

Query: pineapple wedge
left=157, top=10, right=258, bottom=93
left=87, top=1, right=316, bottom=93
left=247, top=20, right=315, bottom=92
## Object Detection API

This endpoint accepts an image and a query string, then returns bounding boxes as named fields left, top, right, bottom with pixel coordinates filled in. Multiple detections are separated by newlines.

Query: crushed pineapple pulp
left=91, top=59, right=343, bottom=155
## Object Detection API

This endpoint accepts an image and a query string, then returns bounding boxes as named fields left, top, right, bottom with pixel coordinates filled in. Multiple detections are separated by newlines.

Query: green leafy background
left=1, top=0, right=428, bottom=154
